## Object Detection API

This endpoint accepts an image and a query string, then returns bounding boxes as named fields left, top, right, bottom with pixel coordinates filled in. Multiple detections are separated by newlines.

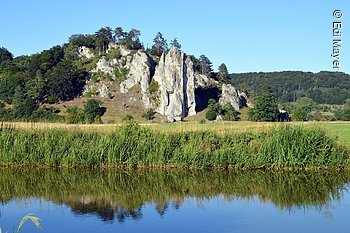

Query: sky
left=0, top=0, right=349, bottom=74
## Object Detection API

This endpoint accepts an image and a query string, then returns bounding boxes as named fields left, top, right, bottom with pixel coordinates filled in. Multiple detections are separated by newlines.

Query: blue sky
left=0, top=0, right=349, bottom=73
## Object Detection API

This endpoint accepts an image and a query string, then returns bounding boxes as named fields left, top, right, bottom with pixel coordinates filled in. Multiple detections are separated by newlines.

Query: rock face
left=219, top=84, right=249, bottom=110
left=81, top=45, right=250, bottom=120
left=77, top=46, right=94, bottom=59
left=153, top=48, right=196, bottom=121
left=120, top=51, right=154, bottom=109
left=93, top=57, right=116, bottom=79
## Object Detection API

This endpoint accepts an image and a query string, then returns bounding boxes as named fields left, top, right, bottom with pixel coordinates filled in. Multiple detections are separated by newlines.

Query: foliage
left=222, top=103, right=240, bottom=121
left=0, top=47, right=13, bottom=62
left=170, top=38, right=181, bottom=49
left=95, top=27, right=113, bottom=53
left=122, top=114, right=134, bottom=121
left=68, top=34, right=96, bottom=48
left=229, top=71, right=350, bottom=105
left=198, top=55, right=213, bottom=75
left=84, top=99, right=103, bottom=124
left=114, top=68, right=129, bottom=83
left=248, top=87, right=279, bottom=122
left=343, top=99, right=350, bottom=121
left=287, top=97, right=316, bottom=121
left=150, top=32, right=168, bottom=57
left=218, top=63, right=229, bottom=83
left=149, top=79, right=159, bottom=94
left=142, top=109, right=156, bottom=120
left=46, top=60, right=87, bottom=102
left=292, top=107, right=309, bottom=121
left=205, top=99, right=218, bottom=121
left=65, top=106, right=85, bottom=124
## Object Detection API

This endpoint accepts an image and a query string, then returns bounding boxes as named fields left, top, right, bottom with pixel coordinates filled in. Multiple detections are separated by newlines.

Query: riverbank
left=0, top=123, right=348, bottom=169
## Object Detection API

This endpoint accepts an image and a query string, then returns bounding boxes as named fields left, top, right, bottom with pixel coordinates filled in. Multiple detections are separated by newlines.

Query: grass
left=0, top=214, right=41, bottom=233
left=0, top=123, right=348, bottom=169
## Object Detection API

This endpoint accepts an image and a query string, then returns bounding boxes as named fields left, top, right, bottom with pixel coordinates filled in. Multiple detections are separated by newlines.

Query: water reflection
left=0, top=168, right=349, bottom=223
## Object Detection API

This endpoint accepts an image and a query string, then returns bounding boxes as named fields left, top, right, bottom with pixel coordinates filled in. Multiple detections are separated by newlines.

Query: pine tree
left=218, top=63, right=229, bottom=83
left=170, top=38, right=181, bottom=49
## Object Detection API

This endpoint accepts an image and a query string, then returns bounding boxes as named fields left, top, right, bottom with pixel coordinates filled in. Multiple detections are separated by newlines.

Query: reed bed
left=0, top=123, right=348, bottom=169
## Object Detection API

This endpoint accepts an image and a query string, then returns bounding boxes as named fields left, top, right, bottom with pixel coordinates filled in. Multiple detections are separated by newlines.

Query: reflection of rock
left=153, top=48, right=196, bottom=121
left=0, top=168, right=347, bottom=225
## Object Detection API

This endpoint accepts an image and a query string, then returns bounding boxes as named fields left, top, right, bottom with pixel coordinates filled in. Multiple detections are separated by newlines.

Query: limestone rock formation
left=77, top=46, right=94, bottom=59
left=153, top=48, right=196, bottom=121
left=80, top=44, right=250, bottom=121
left=120, top=51, right=154, bottom=109
left=83, top=82, right=111, bottom=98
left=219, top=83, right=249, bottom=110
left=93, top=57, right=116, bottom=79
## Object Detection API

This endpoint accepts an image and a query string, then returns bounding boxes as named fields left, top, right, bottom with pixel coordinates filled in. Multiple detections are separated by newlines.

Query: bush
left=142, top=109, right=156, bottom=120
left=65, top=106, right=85, bottom=124
left=122, top=114, right=134, bottom=121
left=84, top=99, right=103, bottom=124
left=198, top=119, right=206, bottom=124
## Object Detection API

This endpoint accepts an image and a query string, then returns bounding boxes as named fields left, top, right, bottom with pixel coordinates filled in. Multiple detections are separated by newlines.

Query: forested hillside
left=229, top=71, right=350, bottom=104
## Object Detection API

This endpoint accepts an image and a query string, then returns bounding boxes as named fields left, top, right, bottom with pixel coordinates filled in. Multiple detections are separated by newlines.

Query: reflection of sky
left=1, top=193, right=350, bottom=233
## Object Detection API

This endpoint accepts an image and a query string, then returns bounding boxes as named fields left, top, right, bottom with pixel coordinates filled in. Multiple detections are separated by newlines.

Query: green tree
left=46, top=60, right=86, bottom=102
left=170, top=38, right=181, bottom=50
left=84, top=99, right=103, bottom=123
left=205, top=99, right=218, bottom=121
left=222, top=103, right=240, bottom=121
left=199, top=55, right=213, bottom=75
left=248, top=87, right=279, bottom=122
left=289, top=97, right=316, bottom=121
left=113, top=27, right=125, bottom=42
left=151, top=32, right=168, bottom=57
left=95, top=27, right=113, bottom=53
left=26, top=70, right=46, bottom=103
left=68, top=34, right=95, bottom=48
left=120, top=28, right=143, bottom=50
left=342, top=99, right=350, bottom=121
left=292, top=107, right=309, bottom=121
left=0, top=47, right=13, bottom=62
left=218, top=63, right=229, bottom=83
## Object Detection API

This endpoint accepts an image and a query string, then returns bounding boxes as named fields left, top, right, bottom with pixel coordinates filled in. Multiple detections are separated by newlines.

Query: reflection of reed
left=0, top=168, right=349, bottom=222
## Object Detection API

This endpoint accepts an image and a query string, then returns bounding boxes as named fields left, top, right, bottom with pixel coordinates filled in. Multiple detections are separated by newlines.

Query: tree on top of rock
left=95, top=27, right=113, bottom=53
left=218, top=63, right=229, bottom=83
left=170, top=38, right=181, bottom=50
left=120, top=28, right=143, bottom=50
left=113, top=27, right=126, bottom=42
left=151, top=32, right=168, bottom=57
left=199, top=55, right=213, bottom=76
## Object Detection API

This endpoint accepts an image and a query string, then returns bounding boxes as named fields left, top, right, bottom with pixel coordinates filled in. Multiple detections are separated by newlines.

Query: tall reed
left=0, top=123, right=348, bottom=169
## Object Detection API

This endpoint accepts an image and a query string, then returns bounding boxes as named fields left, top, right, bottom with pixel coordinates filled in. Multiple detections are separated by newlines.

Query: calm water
left=0, top=168, right=350, bottom=233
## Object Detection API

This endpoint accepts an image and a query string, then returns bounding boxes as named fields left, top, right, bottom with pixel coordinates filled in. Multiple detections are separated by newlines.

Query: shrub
left=142, top=109, right=156, bottom=120
left=122, top=114, right=134, bottom=121
left=84, top=99, right=103, bottom=124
